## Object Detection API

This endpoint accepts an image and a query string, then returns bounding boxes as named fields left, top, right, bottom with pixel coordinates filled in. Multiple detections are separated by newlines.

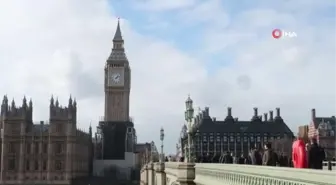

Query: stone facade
left=104, top=19, right=131, bottom=122
left=0, top=95, right=92, bottom=184
left=308, top=109, right=336, bottom=159
left=180, top=106, right=294, bottom=158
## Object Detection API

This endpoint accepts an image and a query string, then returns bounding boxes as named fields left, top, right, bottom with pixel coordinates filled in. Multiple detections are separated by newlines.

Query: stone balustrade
left=323, top=161, right=336, bottom=171
left=140, top=162, right=336, bottom=185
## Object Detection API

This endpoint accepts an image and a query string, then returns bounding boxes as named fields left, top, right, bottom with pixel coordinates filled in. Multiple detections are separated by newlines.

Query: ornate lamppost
left=184, top=95, right=194, bottom=163
left=160, top=127, right=165, bottom=162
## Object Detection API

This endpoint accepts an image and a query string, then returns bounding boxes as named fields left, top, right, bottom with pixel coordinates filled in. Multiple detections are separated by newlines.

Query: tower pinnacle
left=113, top=18, right=123, bottom=41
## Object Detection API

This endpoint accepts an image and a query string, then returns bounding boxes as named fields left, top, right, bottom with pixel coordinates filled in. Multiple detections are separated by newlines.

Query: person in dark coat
left=197, top=155, right=204, bottom=163
left=203, top=153, right=211, bottom=163
left=223, top=151, right=233, bottom=164
left=238, top=154, right=245, bottom=164
left=262, top=143, right=277, bottom=166
left=245, top=154, right=252, bottom=164
left=212, top=153, right=221, bottom=163
left=278, top=153, right=286, bottom=166
left=250, top=145, right=262, bottom=165
left=308, top=138, right=325, bottom=169
left=288, top=156, right=293, bottom=167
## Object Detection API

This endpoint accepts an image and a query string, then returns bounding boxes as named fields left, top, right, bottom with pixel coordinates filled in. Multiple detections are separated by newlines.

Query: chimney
left=276, top=107, right=280, bottom=117
left=227, top=107, right=232, bottom=117
left=311, top=109, right=316, bottom=120
left=264, top=113, right=268, bottom=121
left=212, top=117, right=216, bottom=122
left=205, top=107, right=209, bottom=116
left=269, top=111, right=273, bottom=121
left=234, top=118, right=238, bottom=122
left=253, top=107, right=258, bottom=116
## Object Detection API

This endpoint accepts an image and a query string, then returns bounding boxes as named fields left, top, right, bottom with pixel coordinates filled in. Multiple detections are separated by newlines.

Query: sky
left=0, top=0, right=335, bottom=154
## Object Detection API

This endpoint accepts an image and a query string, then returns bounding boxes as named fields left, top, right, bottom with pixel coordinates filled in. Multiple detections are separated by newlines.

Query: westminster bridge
left=140, top=161, right=336, bottom=185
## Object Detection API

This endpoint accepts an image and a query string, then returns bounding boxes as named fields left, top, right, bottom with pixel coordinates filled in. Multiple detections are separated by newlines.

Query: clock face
left=111, top=73, right=121, bottom=83
left=107, top=67, right=124, bottom=86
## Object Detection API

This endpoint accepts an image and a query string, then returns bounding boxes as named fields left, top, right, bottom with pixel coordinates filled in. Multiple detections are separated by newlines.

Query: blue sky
left=108, top=0, right=335, bottom=74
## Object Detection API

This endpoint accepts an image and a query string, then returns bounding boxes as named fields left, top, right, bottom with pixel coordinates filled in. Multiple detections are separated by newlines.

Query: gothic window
left=202, top=135, right=207, bottom=142
left=56, top=125, right=62, bottom=133
left=26, top=160, right=30, bottom=171
left=216, top=135, right=220, bottom=142
left=55, top=143, right=63, bottom=154
left=34, top=143, right=39, bottom=154
left=8, top=159, right=15, bottom=170
left=223, top=136, right=227, bottom=142
left=8, top=143, right=15, bottom=154
left=244, top=136, right=248, bottom=142
left=42, top=161, right=47, bottom=170
left=116, top=97, right=120, bottom=106
left=26, top=144, right=31, bottom=154
left=43, top=143, right=48, bottom=153
left=55, top=161, right=62, bottom=170
left=209, top=135, right=214, bottom=143
left=263, top=133, right=268, bottom=142
left=230, top=135, right=234, bottom=142
left=34, top=161, right=38, bottom=170
left=257, top=136, right=261, bottom=142
left=237, top=136, right=241, bottom=142
left=250, top=134, right=254, bottom=142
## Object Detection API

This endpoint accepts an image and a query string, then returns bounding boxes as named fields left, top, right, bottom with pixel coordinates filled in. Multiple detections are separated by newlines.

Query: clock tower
left=104, top=19, right=131, bottom=122
left=97, top=19, right=135, bottom=160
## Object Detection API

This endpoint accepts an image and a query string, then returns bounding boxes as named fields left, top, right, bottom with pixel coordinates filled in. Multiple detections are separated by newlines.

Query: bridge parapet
left=141, top=162, right=336, bottom=185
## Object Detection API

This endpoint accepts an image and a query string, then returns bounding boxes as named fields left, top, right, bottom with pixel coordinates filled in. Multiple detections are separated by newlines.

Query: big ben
left=98, top=19, right=135, bottom=160
left=104, top=19, right=131, bottom=122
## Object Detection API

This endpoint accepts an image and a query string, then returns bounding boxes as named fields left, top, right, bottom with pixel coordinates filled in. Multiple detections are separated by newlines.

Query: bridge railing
left=323, top=161, right=336, bottom=170
left=141, top=161, right=336, bottom=185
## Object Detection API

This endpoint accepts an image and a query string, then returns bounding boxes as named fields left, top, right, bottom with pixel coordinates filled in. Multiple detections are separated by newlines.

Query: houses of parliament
left=0, top=95, right=92, bottom=184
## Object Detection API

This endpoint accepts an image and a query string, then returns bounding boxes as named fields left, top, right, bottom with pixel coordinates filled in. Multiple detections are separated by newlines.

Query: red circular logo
left=272, top=29, right=282, bottom=39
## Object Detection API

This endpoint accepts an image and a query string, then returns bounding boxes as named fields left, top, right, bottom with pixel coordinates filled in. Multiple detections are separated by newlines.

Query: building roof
left=197, top=118, right=293, bottom=134
left=135, top=143, right=151, bottom=153
left=113, top=18, right=123, bottom=41
left=183, top=107, right=294, bottom=137
left=313, top=116, right=336, bottom=130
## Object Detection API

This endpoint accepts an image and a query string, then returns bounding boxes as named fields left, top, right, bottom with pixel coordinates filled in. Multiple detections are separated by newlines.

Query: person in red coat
left=292, top=139, right=308, bottom=168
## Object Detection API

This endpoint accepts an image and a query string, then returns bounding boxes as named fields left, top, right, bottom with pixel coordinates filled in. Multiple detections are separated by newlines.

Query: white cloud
left=131, top=0, right=196, bottom=11
left=0, top=0, right=207, bottom=151
left=0, top=0, right=335, bottom=154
